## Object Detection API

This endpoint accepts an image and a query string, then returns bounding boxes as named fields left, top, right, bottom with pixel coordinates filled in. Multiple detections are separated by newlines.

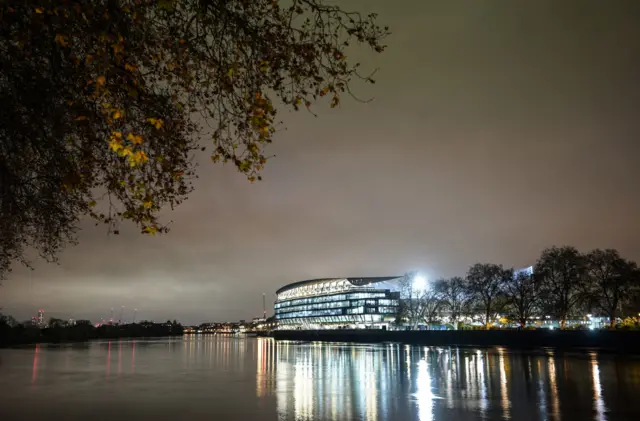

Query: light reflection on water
left=1, top=336, right=640, bottom=421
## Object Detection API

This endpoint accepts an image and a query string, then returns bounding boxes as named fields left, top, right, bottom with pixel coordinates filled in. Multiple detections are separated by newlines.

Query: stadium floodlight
left=413, top=275, right=427, bottom=292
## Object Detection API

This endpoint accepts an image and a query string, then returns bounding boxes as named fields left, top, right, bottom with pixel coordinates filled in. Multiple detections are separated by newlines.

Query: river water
left=1, top=336, right=639, bottom=421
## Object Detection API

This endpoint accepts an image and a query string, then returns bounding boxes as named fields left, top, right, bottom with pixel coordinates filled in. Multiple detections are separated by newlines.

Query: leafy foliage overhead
left=0, top=0, right=388, bottom=276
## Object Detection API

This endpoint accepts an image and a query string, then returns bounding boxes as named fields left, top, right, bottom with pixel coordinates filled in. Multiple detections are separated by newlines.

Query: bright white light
left=589, top=325, right=595, bottom=331
left=413, top=275, right=427, bottom=291
left=549, top=326, right=554, bottom=331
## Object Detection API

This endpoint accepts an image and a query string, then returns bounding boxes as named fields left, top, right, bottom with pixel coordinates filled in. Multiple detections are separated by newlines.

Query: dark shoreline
left=273, top=329, right=640, bottom=353
left=0, top=323, right=184, bottom=349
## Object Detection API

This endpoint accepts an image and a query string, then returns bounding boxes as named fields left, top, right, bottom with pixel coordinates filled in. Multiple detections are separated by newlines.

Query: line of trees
left=398, top=246, right=640, bottom=329
left=0, top=314, right=184, bottom=347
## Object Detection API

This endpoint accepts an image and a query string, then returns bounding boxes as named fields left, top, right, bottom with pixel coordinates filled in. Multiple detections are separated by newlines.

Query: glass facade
left=274, top=277, right=402, bottom=328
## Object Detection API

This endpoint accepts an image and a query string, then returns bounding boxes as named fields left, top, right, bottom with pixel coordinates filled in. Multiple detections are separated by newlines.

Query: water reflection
left=31, top=344, right=39, bottom=387
left=3, top=338, right=640, bottom=421
left=547, top=352, right=561, bottom=421
left=591, top=353, right=606, bottom=421
left=263, top=339, right=625, bottom=421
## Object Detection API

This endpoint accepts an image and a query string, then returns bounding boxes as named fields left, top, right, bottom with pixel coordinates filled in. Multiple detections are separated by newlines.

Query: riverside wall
left=272, top=329, right=640, bottom=352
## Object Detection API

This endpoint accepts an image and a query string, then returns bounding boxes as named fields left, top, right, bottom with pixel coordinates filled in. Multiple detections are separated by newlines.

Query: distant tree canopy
left=0, top=0, right=388, bottom=277
left=395, top=247, right=640, bottom=330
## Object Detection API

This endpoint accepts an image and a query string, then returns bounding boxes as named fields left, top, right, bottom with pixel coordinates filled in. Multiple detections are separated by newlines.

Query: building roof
left=275, top=277, right=402, bottom=295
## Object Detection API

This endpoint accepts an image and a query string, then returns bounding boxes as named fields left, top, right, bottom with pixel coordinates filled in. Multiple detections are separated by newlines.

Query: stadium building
left=274, top=277, right=403, bottom=329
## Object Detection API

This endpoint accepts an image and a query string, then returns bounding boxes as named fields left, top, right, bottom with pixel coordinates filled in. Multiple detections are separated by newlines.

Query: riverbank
left=273, top=329, right=640, bottom=352
left=0, top=322, right=183, bottom=348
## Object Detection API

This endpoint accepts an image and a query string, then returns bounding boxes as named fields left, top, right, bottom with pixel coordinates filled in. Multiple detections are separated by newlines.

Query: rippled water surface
left=1, top=336, right=640, bottom=420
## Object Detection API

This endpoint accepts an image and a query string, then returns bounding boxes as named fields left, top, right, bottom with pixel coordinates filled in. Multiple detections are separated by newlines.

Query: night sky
left=2, top=0, right=640, bottom=324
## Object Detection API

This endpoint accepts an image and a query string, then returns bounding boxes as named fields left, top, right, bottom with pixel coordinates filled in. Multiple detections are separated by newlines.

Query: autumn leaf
left=74, top=116, right=87, bottom=121
left=112, top=110, right=122, bottom=119
left=143, top=200, right=153, bottom=209
left=108, top=138, right=123, bottom=153
left=131, top=151, right=148, bottom=165
left=96, top=76, right=106, bottom=86
left=35, top=8, right=44, bottom=14
left=54, top=34, right=70, bottom=47
left=143, top=225, right=158, bottom=235
left=112, top=43, right=124, bottom=54
left=147, top=118, right=163, bottom=129
left=127, top=133, right=144, bottom=145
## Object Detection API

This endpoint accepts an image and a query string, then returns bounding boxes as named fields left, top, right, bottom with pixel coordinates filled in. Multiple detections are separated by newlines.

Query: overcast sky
left=2, top=0, right=640, bottom=324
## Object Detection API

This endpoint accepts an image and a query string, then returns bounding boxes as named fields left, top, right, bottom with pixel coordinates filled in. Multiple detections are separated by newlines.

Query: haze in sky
left=2, top=0, right=639, bottom=324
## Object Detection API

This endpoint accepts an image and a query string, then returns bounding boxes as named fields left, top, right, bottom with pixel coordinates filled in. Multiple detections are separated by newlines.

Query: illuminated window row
left=346, top=306, right=364, bottom=314
left=274, top=291, right=388, bottom=309
left=278, top=314, right=385, bottom=324
left=275, top=297, right=399, bottom=315
left=276, top=300, right=351, bottom=314
left=378, top=299, right=399, bottom=306
left=276, top=279, right=355, bottom=300
left=277, top=304, right=400, bottom=319
left=276, top=308, right=343, bottom=319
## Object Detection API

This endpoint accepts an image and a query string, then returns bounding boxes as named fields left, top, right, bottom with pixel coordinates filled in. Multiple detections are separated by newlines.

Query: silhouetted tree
left=0, top=0, right=389, bottom=278
left=504, top=271, right=542, bottom=328
left=535, top=246, right=586, bottom=329
left=466, top=263, right=510, bottom=328
left=398, top=272, right=442, bottom=329
left=0, top=313, right=18, bottom=327
left=48, top=317, right=65, bottom=328
left=584, top=249, right=640, bottom=327
left=434, top=277, right=470, bottom=329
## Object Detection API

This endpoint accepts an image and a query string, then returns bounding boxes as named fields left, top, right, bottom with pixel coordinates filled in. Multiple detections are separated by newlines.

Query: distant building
left=274, top=277, right=402, bottom=329
left=37, top=309, right=45, bottom=327
left=515, top=266, right=534, bottom=276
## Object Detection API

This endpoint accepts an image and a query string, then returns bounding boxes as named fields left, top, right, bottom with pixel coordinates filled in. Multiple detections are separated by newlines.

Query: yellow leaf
left=75, top=116, right=87, bottom=121
left=35, top=8, right=44, bottom=14
left=227, top=68, right=234, bottom=77
left=133, top=135, right=143, bottom=145
left=143, top=200, right=152, bottom=209
left=127, top=133, right=135, bottom=142
left=88, top=200, right=97, bottom=207
left=55, top=34, right=69, bottom=47
left=147, top=118, right=163, bottom=129
left=135, top=150, right=148, bottom=163
left=143, top=226, right=157, bottom=235
left=112, top=110, right=122, bottom=119
left=96, top=76, right=106, bottom=86
left=108, top=139, right=122, bottom=153
left=124, top=63, right=137, bottom=72
left=111, top=131, right=122, bottom=138
left=119, top=147, right=133, bottom=158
